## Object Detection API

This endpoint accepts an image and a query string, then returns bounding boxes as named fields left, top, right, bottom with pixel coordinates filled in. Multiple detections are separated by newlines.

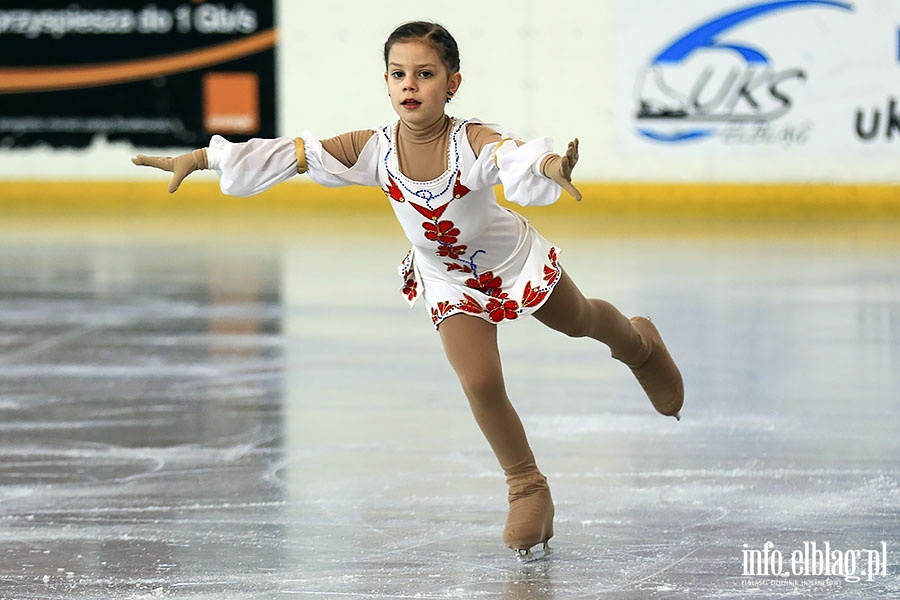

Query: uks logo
left=853, top=29, right=900, bottom=141
left=634, top=0, right=853, bottom=144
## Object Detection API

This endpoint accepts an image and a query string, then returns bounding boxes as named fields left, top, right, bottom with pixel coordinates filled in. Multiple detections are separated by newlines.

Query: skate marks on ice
left=0, top=241, right=289, bottom=597
left=0, top=231, right=899, bottom=598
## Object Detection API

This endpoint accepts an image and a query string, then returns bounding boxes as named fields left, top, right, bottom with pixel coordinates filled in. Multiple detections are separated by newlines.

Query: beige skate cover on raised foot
left=628, top=317, right=684, bottom=418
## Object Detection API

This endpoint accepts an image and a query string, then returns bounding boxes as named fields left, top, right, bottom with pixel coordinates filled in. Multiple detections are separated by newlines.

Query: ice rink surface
left=0, top=215, right=898, bottom=599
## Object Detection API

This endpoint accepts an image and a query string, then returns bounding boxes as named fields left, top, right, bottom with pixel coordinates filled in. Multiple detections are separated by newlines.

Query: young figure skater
left=133, top=21, right=684, bottom=560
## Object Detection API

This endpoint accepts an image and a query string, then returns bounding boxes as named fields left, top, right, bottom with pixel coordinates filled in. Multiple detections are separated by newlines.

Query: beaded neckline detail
left=382, top=118, right=468, bottom=207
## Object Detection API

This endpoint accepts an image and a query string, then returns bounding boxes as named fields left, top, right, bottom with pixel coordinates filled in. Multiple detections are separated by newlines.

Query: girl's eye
left=391, top=71, right=404, bottom=79
left=419, top=71, right=433, bottom=78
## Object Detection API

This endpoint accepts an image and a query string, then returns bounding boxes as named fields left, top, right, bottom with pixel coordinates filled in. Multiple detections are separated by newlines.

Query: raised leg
left=438, top=313, right=554, bottom=551
left=534, top=270, right=684, bottom=418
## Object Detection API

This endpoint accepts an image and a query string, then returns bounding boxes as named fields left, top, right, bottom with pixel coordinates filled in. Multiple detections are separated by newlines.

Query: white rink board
left=0, top=0, right=898, bottom=183
left=609, top=0, right=900, bottom=181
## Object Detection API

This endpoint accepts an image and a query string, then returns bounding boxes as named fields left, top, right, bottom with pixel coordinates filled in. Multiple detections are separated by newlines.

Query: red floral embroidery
left=543, top=264, right=558, bottom=284
left=402, top=278, right=417, bottom=301
left=459, top=293, right=483, bottom=314
left=410, top=200, right=449, bottom=222
left=399, top=252, right=411, bottom=274
left=445, top=262, right=472, bottom=273
left=422, top=220, right=460, bottom=245
left=453, top=170, right=470, bottom=199
left=543, top=248, right=560, bottom=284
left=436, top=244, right=467, bottom=260
left=487, top=297, right=520, bottom=322
left=431, top=301, right=454, bottom=324
left=384, top=175, right=404, bottom=202
left=465, top=271, right=503, bottom=297
left=429, top=246, right=561, bottom=326
left=521, top=281, right=549, bottom=308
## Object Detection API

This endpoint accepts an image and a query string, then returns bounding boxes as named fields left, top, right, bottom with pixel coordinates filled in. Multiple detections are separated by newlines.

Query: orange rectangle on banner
left=203, top=72, right=260, bottom=135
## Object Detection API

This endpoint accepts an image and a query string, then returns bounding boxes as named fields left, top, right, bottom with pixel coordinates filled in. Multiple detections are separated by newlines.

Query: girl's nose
left=403, top=77, right=416, bottom=92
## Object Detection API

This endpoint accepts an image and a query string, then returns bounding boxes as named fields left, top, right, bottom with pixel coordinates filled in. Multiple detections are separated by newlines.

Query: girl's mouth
left=401, top=99, right=421, bottom=109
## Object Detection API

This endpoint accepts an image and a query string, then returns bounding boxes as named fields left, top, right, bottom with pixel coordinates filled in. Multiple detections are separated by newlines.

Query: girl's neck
left=398, top=114, right=451, bottom=144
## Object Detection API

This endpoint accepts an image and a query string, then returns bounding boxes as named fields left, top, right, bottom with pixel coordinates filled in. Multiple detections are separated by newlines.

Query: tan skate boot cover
left=618, top=317, right=684, bottom=418
left=502, top=460, right=554, bottom=551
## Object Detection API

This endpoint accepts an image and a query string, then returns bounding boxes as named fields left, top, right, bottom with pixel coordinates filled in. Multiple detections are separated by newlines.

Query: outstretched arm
left=131, top=149, right=209, bottom=194
left=132, top=130, right=379, bottom=196
left=467, top=124, right=582, bottom=203
left=539, top=138, right=581, bottom=201
left=131, top=136, right=308, bottom=197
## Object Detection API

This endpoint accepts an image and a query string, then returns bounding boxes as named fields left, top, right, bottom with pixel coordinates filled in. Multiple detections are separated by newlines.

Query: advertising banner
left=612, top=0, right=900, bottom=174
left=0, top=1, right=276, bottom=149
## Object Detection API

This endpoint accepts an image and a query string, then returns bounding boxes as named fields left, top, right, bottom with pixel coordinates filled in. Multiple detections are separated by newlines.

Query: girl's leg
left=534, top=270, right=684, bottom=417
left=438, top=313, right=553, bottom=552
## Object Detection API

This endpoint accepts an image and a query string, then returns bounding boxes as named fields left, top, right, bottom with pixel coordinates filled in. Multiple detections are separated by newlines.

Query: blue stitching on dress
left=384, top=119, right=468, bottom=210
left=462, top=249, right=485, bottom=277
left=387, top=118, right=487, bottom=280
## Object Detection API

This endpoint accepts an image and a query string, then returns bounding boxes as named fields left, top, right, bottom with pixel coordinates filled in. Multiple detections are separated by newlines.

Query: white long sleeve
left=299, top=132, right=380, bottom=188
left=206, top=134, right=299, bottom=197
left=462, top=131, right=562, bottom=207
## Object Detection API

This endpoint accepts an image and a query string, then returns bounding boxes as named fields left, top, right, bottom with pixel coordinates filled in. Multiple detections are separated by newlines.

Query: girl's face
left=385, top=40, right=461, bottom=129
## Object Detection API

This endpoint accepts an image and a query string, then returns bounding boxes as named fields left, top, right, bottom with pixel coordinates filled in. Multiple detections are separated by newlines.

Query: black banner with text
left=0, top=1, right=276, bottom=148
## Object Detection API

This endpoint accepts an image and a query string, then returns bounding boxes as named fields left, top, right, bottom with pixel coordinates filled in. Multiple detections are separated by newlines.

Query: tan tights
left=438, top=270, right=644, bottom=550
left=438, top=271, right=639, bottom=464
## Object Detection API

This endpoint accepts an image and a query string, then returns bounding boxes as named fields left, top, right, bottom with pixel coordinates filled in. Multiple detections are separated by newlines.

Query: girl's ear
left=448, top=72, right=462, bottom=95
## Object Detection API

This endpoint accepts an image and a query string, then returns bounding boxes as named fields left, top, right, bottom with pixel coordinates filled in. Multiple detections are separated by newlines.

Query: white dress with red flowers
left=206, top=118, right=565, bottom=328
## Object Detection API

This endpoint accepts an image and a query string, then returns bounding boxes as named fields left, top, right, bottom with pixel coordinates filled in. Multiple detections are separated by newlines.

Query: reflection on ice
left=0, top=225, right=898, bottom=598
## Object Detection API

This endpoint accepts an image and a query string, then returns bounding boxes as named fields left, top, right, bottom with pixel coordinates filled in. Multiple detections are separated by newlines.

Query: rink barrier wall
left=2, top=180, right=899, bottom=220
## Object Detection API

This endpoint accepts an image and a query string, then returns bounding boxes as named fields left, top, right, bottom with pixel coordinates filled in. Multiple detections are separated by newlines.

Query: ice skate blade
left=515, top=542, right=552, bottom=563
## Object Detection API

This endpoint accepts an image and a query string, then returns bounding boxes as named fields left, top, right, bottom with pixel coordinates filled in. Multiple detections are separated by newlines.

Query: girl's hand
left=558, top=138, right=581, bottom=201
left=131, top=148, right=208, bottom=193
left=542, top=138, right=582, bottom=201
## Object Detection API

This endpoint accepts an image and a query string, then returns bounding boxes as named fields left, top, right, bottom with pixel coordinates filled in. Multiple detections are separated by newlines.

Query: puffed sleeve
left=300, top=131, right=380, bottom=188
left=206, top=134, right=300, bottom=197
left=206, top=131, right=380, bottom=196
left=463, top=127, right=563, bottom=207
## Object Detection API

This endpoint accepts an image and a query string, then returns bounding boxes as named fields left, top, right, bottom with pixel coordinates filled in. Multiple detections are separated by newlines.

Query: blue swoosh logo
left=639, top=0, right=853, bottom=143
left=637, top=128, right=715, bottom=143
left=653, top=0, right=853, bottom=66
